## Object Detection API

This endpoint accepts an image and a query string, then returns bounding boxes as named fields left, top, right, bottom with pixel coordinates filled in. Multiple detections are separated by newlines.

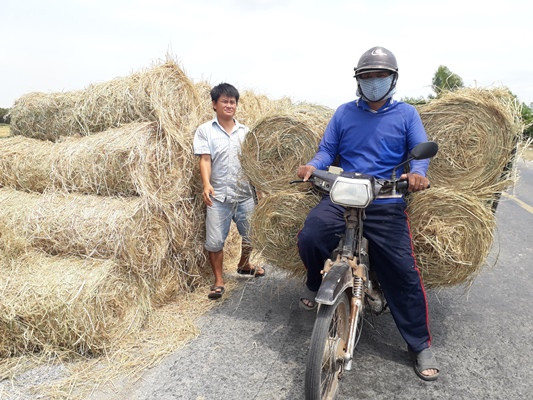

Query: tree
left=0, top=108, right=10, bottom=124
left=432, top=65, right=464, bottom=96
left=521, top=103, right=533, bottom=139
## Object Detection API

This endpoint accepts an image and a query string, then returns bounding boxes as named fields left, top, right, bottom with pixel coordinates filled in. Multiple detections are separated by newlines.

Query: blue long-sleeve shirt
left=308, top=98, right=429, bottom=203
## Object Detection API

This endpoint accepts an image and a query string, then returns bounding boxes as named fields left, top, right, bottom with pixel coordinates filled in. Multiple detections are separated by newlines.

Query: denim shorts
left=204, top=197, right=255, bottom=252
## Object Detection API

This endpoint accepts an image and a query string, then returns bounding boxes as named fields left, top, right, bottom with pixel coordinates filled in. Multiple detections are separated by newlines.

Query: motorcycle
left=292, top=141, right=438, bottom=400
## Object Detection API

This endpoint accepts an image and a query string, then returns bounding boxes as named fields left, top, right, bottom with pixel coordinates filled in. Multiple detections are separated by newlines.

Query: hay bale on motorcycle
left=7, top=60, right=201, bottom=142
left=250, top=190, right=320, bottom=275
left=407, top=187, right=496, bottom=288
left=0, top=122, right=193, bottom=204
left=240, top=105, right=332, bottom=194
left=419, top=87, right=523, bottom=199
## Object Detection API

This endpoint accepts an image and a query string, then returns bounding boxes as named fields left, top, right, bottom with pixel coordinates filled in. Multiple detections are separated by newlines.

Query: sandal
left=409, top=347, right=440, bottom=381
left=299, top=286, right=318, bottom=311
left=207, top=285, right=225, bottom=300
left=236, top=266, right=266, bottom=277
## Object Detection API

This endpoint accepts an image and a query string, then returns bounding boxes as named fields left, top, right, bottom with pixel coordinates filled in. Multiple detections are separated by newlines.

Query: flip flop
left=409, top=347, right=440, bottom=381
left=236, top=266, right=266, bottom=277
left=207, top=285, right=225, bottom=300
left=299, top=287, right=318, bottom=311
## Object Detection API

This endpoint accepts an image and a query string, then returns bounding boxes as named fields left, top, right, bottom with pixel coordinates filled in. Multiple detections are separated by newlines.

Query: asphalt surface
left=104, top=159, right=533, bottom=400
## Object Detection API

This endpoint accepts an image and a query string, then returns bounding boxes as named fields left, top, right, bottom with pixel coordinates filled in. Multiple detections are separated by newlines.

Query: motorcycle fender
left=315, top=262, right=352, bottom=306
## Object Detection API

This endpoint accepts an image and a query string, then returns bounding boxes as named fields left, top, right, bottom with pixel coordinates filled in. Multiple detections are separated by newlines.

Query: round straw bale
left=193, top=80, right=214, bottom=123
left=237, top=90, right=293, bottom=127
left=250, top=190, right=320, bottom=275
left=0, top=188, right=170, bottom=274
left=240, top=105, right=333, bottom=193
left=0, top=122, right=194, bottom=202
left=8, top=60, right=201, bottom=141
left=0, top=251, right=150, bottom=357
left=407, top=187, right=496, bottom=288
left=418, top=88, right=524, bottom=197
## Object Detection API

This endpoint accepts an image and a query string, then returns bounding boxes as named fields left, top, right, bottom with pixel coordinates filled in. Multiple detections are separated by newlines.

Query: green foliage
left=0, top=108, right=10, bottom=124
left=401, top=96, right=428, bottom=106
left=521, top=103, right=533, bottom=139
left=432, top=65, right=464, bottom=96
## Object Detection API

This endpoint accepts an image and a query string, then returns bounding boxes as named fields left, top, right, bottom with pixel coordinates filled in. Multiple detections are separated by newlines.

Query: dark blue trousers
left=297, top=195, right=432, bottom=352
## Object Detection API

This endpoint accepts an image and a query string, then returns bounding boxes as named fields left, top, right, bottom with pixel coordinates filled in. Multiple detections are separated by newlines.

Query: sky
left=2, top=0, right=532, bottom=110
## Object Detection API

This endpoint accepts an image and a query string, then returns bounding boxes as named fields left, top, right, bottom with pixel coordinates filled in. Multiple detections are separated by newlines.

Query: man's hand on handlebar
left=400, top=172, right=430, bottom=192
left=297, top=165, right=316, bottom=182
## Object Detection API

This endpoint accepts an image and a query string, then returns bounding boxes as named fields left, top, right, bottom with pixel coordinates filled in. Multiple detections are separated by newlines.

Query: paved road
left=112, top=160, right=533, bottom=400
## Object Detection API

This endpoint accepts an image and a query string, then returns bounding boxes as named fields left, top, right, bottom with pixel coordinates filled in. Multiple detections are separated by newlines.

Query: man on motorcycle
left=296, top=46, right=439, bottom=381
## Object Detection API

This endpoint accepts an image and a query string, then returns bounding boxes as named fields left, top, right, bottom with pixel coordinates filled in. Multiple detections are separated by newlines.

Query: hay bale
left=407, top=187, right=496, bottom=288
left=419, top=88, right=524, bottom=198
left=193, top=80, right=214, bottom=124
left=237, top=90, right=293, bottom=127
left=8, top=60, right=201, bottom=142
left=0, top=136, right=52, bottom=193
left=250, top=186, right=496, bottom=289
left=240, top=105, right=333, bottom=193
left=0, top=122, right=193, bottom=203
left=250, top=190, right=320, bottom=275
left=0, top=251, right=150, bottom=357
left=0, top=188, right=170, bottom=274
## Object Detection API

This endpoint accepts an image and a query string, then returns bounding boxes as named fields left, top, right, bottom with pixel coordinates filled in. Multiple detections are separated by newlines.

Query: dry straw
left=0, top=251, right=151, bottom=357
left=407, top=187, right=496, bottom=288
left=251, top=190, right=320, bottom=275
left=419, top=87, right=524, bottom=198
left=237, top=90, right=293, bottom=127
left=240, top=105, right=333, bottom=193
left=0, top=188, right=170, bottom=274
left=8, top=60, right=201, bottom=142
left=193, top=80, right=215, bottom=124
left=0, top=122, right=193, bottom=203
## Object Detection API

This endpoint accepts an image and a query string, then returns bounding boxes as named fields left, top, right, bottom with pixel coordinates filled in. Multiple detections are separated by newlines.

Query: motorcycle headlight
left=330, top=177, right=374, bottom=207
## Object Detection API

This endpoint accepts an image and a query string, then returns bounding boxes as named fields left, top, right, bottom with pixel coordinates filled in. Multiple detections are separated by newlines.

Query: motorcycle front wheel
left=305, top=292, right=350, bottom=400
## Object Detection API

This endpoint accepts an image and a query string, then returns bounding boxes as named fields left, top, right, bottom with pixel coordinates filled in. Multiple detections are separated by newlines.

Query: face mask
left=358, top=75, right=395, bottom=102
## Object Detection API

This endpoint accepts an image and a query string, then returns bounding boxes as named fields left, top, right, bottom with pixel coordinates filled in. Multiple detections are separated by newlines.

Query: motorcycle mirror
left=391, top=141, right=438, bottom=180
left=409, top=141, right=438, bottom=160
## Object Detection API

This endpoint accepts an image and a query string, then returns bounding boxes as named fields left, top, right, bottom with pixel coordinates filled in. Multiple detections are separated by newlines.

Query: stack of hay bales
left=1, top=60, right=279, bottom=357
left=408, top=88, right=524, bottom=288
left=242, top=88, right=524, bottom=288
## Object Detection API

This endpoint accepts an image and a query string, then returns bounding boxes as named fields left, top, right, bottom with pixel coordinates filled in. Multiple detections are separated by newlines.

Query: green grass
left=0, top=124, right=10, bottom=137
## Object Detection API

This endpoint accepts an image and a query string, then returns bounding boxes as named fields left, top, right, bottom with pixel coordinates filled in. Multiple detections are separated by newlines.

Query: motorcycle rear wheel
left=305, top=292, right=350, bottom=400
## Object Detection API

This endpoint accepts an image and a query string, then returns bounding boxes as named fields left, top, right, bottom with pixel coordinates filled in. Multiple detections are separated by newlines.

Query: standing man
left=193, top=83, right=265, bottom=300
left=296, top=47, right=439, bottom=380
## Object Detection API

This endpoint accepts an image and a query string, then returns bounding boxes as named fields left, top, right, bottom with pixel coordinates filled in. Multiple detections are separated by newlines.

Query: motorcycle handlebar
left=290, top=176, right=430, bottom=195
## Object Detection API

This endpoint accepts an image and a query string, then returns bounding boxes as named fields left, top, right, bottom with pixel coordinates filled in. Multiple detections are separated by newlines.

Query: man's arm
left=402, top=106, right=430, bottom=192
left=199, top=154, right=214, bottom=206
